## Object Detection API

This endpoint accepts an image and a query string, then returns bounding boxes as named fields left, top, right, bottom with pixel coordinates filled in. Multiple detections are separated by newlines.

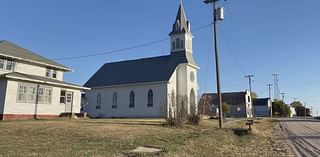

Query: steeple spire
left=169, top=2, right=190, bottom=35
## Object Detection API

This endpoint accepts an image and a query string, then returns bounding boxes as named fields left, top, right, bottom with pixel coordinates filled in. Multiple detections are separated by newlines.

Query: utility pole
left=245, top=75, right=254, bottom=93
left=203, top=0, right=224, bottom=129
left=280, top=92, right=285, bottom=102
left=267, top=84, right=272, bottom=99
left=272, top=73, right=280, bottom=100
left=267, top=84, right=273, bottom=117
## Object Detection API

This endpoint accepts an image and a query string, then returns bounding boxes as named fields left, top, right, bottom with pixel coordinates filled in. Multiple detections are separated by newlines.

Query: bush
left=163, top=91, right=199, bottom=127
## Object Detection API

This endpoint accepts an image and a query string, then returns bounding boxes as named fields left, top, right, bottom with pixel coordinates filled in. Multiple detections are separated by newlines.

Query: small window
left=181, top=40, right=184, bottom=48
left=6, top=60, right=13, bottom=71
left=66, top=92, right=73, bottom=103
left=96, top=93, right=101, bottom=109
left=60, top=90, right=66, bottom=104
left=0, top=59, right=4, bottom=69
left=112, top=92, right=117, bottom=109
left=176, top=38, right=180, bottom=49
left=172, top=42, right=175, bottom=50
left=52, top=70, right=57, bottom=78
left=46, top=68, right=57, bottom=79
left=248, top=96, right=251, bottom=103
left=46, top=69, right=51, bottom=77
left=147, top=89, right=153, bottom=107
left=129, top=91, right=135, bottom=108
left=44, top=88, right=52, bottom=104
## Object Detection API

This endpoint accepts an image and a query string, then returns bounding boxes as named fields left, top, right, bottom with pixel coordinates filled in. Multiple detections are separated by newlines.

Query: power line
left=46, top=23, right=213, bottom=61
left=218, top=27, right=246, bottom=76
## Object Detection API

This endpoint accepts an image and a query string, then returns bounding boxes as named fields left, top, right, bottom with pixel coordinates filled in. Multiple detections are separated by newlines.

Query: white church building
left=84, top=3, right=199, bottom=118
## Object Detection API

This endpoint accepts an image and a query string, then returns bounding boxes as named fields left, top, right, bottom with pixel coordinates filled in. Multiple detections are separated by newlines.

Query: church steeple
left=169, top=2, right=191, bottom=35
left=169, top=2, right=193, bottom=54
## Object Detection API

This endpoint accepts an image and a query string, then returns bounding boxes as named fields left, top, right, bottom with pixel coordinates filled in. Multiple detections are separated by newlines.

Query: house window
left=46, top=69, right=51, bottom=77
left=129, top=91, right=135, bottom=108
left=37, top=87, right=44, bottom=103
left=66, top=92, right=73, bottom=103
left=46, top=68, right=57, bottom=79
left=112, top=92, right=117, bottom=108
left=248, top=96, right=251, bottom=103
left=176, top=38, right=180, bottom=49
left=60, top=90, right=66, bottom=104
left=27, top=86, right=37, bottom=102
left=147, top=89, right=153, bottom=107
left=18, top=84, right=28, bottom=102
left=6, top=60, right=13, bottom=71
left=44, top=88, right=52, bottom=104
left=18, top=84, right=51, bottom=104
left=0, top=59, right=14, bottom=71
left=96, top=93, right=101, bottom=109
left=0, top=59, right=4, bottom=69
left=52, top=70, right=57, bottom=78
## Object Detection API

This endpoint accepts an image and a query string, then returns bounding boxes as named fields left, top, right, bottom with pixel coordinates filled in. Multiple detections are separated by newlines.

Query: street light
left=203, top=0, right=225, bottom=129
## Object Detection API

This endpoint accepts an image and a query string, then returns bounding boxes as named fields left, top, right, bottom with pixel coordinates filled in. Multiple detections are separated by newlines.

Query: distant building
left=83, top=3, right=199, bottom=118
left=0, top=41, right=89, bottom=120
left=200, top=91, right=253, bottom=118
left=289, top=106, right=296, bottom=117
left=252, top=98, right=271, bottom=117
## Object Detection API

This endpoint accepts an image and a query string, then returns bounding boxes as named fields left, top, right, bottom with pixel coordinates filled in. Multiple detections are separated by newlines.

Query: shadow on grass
left=233, top=128, right=250, bottom=136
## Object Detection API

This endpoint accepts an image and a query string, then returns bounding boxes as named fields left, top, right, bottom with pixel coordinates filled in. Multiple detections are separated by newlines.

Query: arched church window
left=147, top=89, right=153, bottom=107
left=112, top=92, right=117, bottom=108
left=181, top=40, right=184, bottom=48
left=172, top=41, right=175, bottom=50
left=129, top=91, right=135, bottom=108
left=176, top=38, right=180, bottom=49
left=96, top=93, right=101, bottom=109
left=190, top=89, right=196, bottom=113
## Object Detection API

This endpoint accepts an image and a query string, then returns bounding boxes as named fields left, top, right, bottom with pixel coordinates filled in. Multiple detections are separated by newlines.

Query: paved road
left=279, top=117, right=320, bottom=157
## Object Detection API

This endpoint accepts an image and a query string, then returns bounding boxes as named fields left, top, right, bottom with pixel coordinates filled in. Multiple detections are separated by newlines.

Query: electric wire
left=45, top=23, right=213, bottom=62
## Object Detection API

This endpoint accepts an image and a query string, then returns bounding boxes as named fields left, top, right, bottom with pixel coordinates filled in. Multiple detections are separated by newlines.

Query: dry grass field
left=0, top=118, right=291, bottom=157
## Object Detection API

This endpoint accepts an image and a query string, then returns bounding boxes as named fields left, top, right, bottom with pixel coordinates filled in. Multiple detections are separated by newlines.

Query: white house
left=84, top=3, right=199, bottom=118
left=0, top=40, right=89, bottom=120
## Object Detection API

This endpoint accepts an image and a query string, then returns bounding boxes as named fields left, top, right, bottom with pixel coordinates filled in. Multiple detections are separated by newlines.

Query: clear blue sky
left=1, top=0, right=320, bottom=115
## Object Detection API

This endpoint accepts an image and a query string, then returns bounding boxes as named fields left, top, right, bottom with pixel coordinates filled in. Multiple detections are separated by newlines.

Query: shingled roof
left=202, top=92, right=248, bottom=106
left=0, top=72, right=89, bottom=90
left=0, top=40, right=71, bottom=71
left=84, top=51, right=197, bottom=88
left=253, top=98, right=270, bottom=106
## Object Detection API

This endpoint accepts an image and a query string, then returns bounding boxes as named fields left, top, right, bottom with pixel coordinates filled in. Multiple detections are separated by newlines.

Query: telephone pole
left=267, top=84, right=273, bottom=117
left=245, top=75, right=254, bottom=93
left=203, top=0, right=224, bottom=129
left=280, top=92, right=285, bottom=102
left=267, top=84, right=272, bottom=99
left=272, top=73, right=280, bottom=100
